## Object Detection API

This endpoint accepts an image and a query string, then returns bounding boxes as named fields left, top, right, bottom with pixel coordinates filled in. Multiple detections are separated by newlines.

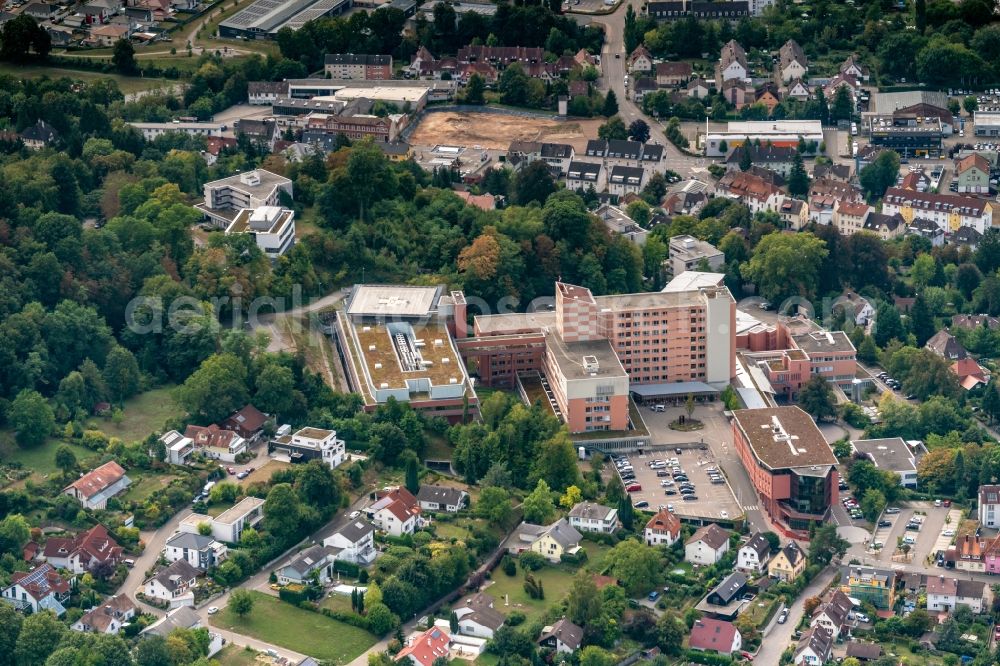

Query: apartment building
left=881, top=187, right=994, bottom=234
left=323, top=53, right=393, bottom=80
left=225, top=205, right=296, bottom=257
left=979, top=485, right=1000, bottom=528
left=731, top=406, right=839, bottom=534
left=741, top=330, right=856, bottom=399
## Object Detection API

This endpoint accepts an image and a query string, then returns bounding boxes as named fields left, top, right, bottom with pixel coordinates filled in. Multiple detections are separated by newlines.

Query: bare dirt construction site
left=409, top=111, right=602, bottom=151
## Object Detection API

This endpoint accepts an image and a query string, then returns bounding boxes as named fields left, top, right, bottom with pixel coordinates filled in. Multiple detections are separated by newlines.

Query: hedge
left=318, top=606, right=372, bottom=631
left=279, top=586, right=309, bottom=605
left=334, top=560, right=361, bottom=577
left=684, top=650, right=734, bottom=665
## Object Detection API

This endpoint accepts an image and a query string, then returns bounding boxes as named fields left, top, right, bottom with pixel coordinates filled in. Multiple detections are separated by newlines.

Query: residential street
left=755, top=566, right=838, bottom=664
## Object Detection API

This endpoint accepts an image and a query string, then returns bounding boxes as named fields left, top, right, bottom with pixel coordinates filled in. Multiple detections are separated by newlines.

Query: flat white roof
left=725, top=120, right=823, bottom=134
left=347, top=284, right=440, bottom=318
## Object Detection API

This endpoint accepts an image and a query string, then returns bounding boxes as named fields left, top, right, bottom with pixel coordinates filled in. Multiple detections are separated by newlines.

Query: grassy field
left=239, top=460, right=291, bottom=488
left=214, top=645, right=262, bottom=666
left=89, top=387, right=183, bottom=444
left=211, top=592, right=377, bottom=664
left=319, top=592, right=354, bottom=614
left=0, top=435, right=99, bottom=484
left=0, top=62, right=174, bottom=94
left=482, top=563, right=578, bottom=624
left=121, top=470, right=180, bottom=503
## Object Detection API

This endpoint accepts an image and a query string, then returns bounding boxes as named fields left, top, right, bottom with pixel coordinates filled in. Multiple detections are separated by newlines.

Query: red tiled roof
left=645, top=509, right=680, bottom=539
left=65, top=462, right=127, bottom=500
left=43, top=524, right=122, bottom=565
left=184, top=424, right=242, bottom=450
left=395, top=627, right=450, bottom=666
left=11, top=564, right=71, bottom=600
left=689, top=618, right=739, bottom=654
left=222, top=404, right=267, bottom=436
left=957, top=153, right=990, bottom=175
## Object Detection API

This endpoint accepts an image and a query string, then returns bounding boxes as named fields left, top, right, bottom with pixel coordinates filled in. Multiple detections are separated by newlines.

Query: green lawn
left=210, top=591, right=378, bottom=664
left=120, top=471, right=180, bottom=503
left=483, top=563, right=578, bottom=624
left=214, top=645, right=260, bottom=666
left=0, top=62, right=173, bottom=94
left=434, top=521, right=472, bottom=541
left=89, top=387, right=183, bottom=443
left=0, top=434, right=99, bottom=483
left=319, top=592, right=354, bottom=614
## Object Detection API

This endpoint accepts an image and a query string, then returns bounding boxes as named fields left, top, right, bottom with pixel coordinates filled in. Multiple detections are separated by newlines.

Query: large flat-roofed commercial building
left=333, top=285, right=478, bottom=421
left=731, top=406, right=838, bottom=535
left=219, top=0, right=351, bottom=38
left=457, top=273, right=736, bottom=435
left=851, top=437, right=923, bottom=488
left=868, top=115, right=944, bottom=158
left=667, top=235, right=724, bottom=277
left=225, top=206, right=296, bottom=257
left=705, top=120, right=823, bottom=157
left=197, top=170, right=293, bottom=226
left=974, top=111, right=1000, bottom=137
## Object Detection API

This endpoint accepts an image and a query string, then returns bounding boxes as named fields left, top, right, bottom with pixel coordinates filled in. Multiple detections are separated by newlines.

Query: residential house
left=655, top=61, right=692, bottom=87
left=951, top=534, right=987, bottom=573
left=706, top=571, right=748, bottom=607
left=900, top=169, right=932, bottom=192
left=811, top=177, right=864, bottom=203
left=140, top=605, right=223, bottom=656
left=143, top=559, right=198, bottom=609
left=183, top=424, right=247, bottom=463
left=159, top=430, right=195, bottom=465
left=396, top=627, right=451, bottom=666
left=685, top=524, right=730, bottom=565
left=778, top=197, right=809, bottom=231
left=64, top=461, right=131, bottom=510
left=687, top=77, right=710, bottom=99
left=567, top=502, right=619, bottom=534
left=777, top=39, right=808, bottom=83
left=908, top=217, right=945, bottom=247
left=813, top=163, right=851, bottom=182
left=71, top=594, right=136, bottom=634
left=663, top=190, right=709, bottom=219
left=953, top=314, right=1000, bottom=331
left=808, top=195, right=838, bottom=226
left=627, top=45, right=653, bottom=74
left=823, top=72, right=858, bottom=101
left=881, top=188, right=994, bottom=234
left=840, top=54, right=870, bottom=82
left=689, top=618, right=742, bottom=655
left=608, top=165, right=645, bottom=197
left=721, top=78, right=750, bottom=110
left=632, top=77, right=657, bottom=103
left=276, top=545, right=338, bottom=585
left=927, top=575, right=986, bottom=614
left=956, top=153, right=991, bottom=193
left=415, top=485, right=468, bottom=513
left=845, top=642, right=881, bottom=662
left=754, top=83, right=782, bottom=115
left=221, top=404, right=268, bottom=443
left=42, top=524, right=122, bottom=575
left=980, top=485, right=1000, bottom=528
left=862, top=211, right=905, bottom=240
left=644, top=509, right=680, bottom=546
left=842, top=568, right=895, bottom=609
left=784, top=78, right=810, bottom=102
left=833, top=201, right=872, bottom=236
left=736, top=533, right=771, bottom=573
left=724, top=143, right=797, bottom=177
left=952, top=357, right=990, bottom=391
left=368, top=487, right=421, bottom=537
left=717, top=170, right=782, bottom=214
left=507, top=140, right=575, bottom=176
left=794, top=626, right=833, bottom=665
left=851, top=438, right=922, bottom=488
left=530, top=519, right=583, bottom=563
left=20, top=119, right=59, bottom=150
left=565, top=161, right=605, bottom=192
left=163, top=532, right=227, bottom=571
left=810, top=590, right=854, bottom=640
left=88, top=24, right=130, bottom=46
left=234, top=119, right=277, bottom=152
left=323, top=519, right=377, bottom=565
left=208, top=497, right=265, bottom=543
left=951, top=225, right=984, bottom=250
left=716, top=40, right=748, bottom=85
left=24, top=2, right=57, bottom=19
left=269, top=427, right=345, bottom=469
left=453, top=593, right=505, bottom=639
left=1, top=564, right=72, bottom=615
left=537, top=618, right=583, bottom=654
left=453, top=190, right=495, bottom=211
left=926, top=330, right=968, bottom=361
left=769, top=542, right=805, bottom=582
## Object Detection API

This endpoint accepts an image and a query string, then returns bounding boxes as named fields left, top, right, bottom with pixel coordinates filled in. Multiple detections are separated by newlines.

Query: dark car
left=675, top=448, right=682, bottom=454
left=634, top=501, right=649, bottom=509
left=665, top=489, right=677, bottom=495
left=878, top=520, right=892, bottom=528
left=682, top=495, right=698, bottom=501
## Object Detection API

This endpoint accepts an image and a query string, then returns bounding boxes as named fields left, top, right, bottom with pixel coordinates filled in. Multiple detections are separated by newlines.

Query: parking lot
left=847, top=503, right=953, bottom=566
left=610, top=444, right=742, bottom=524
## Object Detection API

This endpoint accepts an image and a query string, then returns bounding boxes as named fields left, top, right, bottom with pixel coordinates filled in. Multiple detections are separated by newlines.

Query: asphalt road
left=756, top=566, right=838, bottom=664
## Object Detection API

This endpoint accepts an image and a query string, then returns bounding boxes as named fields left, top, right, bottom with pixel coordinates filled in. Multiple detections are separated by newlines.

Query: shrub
left=518, top=552, right=546, bottom=571
left=279, top=585, right=309, bottom=605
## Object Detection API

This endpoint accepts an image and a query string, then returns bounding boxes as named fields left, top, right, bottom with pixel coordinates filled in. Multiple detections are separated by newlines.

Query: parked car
left=237, top=471, right=249, bottom=480
left=682, top=495, right=698, bottom=501
left=626, top=483, right=642, bottom=492
left=885, top=507, right=901, bottom=514
left=349, top=510, right=360, bottom=519
left=777, top=609, right=789, bottom=624
left=878, top=520, right=892, bottom=528
left=634, top=501, right=649, bottom=509
left=226, top=467, right=236, bottom=475
left=855, top=613, right=870, bottom=624
left=648, top=590, right=660, bottom=601
left=207, top=607, right=219, bottom=615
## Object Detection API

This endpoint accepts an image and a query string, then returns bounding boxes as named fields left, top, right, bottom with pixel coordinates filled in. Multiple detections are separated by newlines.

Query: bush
left=319, top=606, right=372, bottom=631
left=279, top=585, right=309, bottom=605
left=502, top=557, right=517, bottom=576
left=334, top=560, right=361, bottom=577
left=559, top=549, right=588, bottom=565
left=684, top=649, right=734, bottom=665
left=518, top=551, right=546, bottom=571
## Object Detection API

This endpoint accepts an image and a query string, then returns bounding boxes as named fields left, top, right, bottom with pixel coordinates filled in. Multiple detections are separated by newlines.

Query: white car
left=207, top=607, right=220, bottom=615
left=943, top=529, right=955, bottom=537
left=855, top=613, right=870, bottom=624
left=720, top=511, right=729, bottom=519
left=349, top=510, right=360, bottom=520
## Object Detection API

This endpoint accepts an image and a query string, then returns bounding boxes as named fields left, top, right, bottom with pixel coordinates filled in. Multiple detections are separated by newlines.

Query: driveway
left=755, top=566, right=838, bottom=664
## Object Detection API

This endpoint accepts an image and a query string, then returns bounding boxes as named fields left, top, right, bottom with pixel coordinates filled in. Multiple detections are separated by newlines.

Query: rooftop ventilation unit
left=583, top=355, right=600, bottom=373
left=368, top=345, right=376, bottom=351
left=239, top=171, right=260, bottom=186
